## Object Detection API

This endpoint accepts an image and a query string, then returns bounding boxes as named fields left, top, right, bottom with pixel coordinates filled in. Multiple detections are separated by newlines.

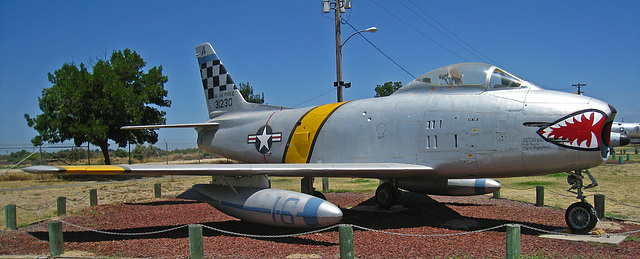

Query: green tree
left=374, top=81, right=403, bottom=97
left=25, top=49, right=171, bottom=165
left=238, top=82, right=265, bottom=104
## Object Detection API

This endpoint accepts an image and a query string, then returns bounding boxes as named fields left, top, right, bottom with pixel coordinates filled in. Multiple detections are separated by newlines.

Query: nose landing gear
left=565, top=170, right=600, bottom=234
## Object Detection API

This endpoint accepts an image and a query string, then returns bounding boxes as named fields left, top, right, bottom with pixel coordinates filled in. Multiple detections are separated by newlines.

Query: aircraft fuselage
left=198, top=77, right=614, bottom=180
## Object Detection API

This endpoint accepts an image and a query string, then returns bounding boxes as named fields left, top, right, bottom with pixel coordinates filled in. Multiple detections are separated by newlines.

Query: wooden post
left=89, top=189, right=98, bottom=206
left=57, top=196, right=66, bottom=216
left=48, top=220, right=64, bottom=257
left=189, top=224, right=204, bottom=259
left=506, top=224, right=521, bottom=259
left=535, top=186, right=544, bottom=207
left=4, top=204, right=16, bottom=230
left=339, top=225, right=354, bottom=259
left=492, top=189, right=500, bottom=199
left=594, top=194, right=605, bottom=219
left=154, top=183, right=162, bottom=198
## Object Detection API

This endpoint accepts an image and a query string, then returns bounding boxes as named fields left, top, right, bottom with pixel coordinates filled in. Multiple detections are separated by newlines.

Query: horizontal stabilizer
left=22, top=163, right=435, bottom=179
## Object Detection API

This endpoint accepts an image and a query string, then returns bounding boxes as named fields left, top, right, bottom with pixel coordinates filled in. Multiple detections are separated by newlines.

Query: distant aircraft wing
left=22, top=163, right=434, bottom=179
left=121, top=122, right=219, bottom=130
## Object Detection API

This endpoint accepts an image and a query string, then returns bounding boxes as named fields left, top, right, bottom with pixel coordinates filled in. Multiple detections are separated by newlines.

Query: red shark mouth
left=537, top=110, right=607, bottom=150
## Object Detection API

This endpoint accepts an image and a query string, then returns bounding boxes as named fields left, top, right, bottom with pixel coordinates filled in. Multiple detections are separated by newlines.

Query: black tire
left=312, top=190, right=326, bottom=200
left=565, top=202, right=598, bottom=234
left=375, top=183, right=398, bottom=209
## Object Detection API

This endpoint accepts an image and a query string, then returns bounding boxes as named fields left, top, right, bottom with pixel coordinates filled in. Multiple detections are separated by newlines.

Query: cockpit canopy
left=405, top=63, right=539, bottom=92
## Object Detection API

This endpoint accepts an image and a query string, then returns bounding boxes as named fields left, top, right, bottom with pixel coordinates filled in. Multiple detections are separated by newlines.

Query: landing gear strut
left=565, top=170, right=599, bottom=234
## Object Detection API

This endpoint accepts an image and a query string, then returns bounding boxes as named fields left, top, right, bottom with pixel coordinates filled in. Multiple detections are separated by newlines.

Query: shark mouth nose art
left=537, top=110, right=608, bottom=150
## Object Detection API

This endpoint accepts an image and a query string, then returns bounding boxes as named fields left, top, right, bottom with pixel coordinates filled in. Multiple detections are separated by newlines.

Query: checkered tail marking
left=200, top=58, right=236, bottom=100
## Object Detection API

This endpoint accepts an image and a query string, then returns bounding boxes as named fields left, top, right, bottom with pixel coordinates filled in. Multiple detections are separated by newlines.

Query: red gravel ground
left=2, top=192, right=640, bottom=258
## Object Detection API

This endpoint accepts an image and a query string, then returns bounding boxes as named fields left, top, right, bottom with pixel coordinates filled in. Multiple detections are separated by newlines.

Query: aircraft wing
left=121, top=122, right=219, bottom=130
left=22, top=163, right=434, bottom=179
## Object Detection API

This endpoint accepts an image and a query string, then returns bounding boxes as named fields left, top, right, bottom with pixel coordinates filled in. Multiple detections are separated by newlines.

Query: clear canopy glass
left=412, top=63, right=538, bottom=90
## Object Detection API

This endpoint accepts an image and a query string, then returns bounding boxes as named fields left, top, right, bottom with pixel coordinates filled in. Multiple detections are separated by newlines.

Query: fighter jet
left=24, top=43, right=619, bottom=234
left=613, top=121, right=638, bottom=144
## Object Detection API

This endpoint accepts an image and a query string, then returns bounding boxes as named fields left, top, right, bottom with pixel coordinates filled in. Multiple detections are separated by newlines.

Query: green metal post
left=189, top=224, right=204, bottom=259
left=535, top=186, right=544, bottom=207
left=626, top=154, right=630, bottom=161
left=619, top=156, right=624, bottom=164
left=57, top=196, right=66, bottom=216
left=89, top=189, right=98, bottom=206
left=594, top=194, right=605, bottom=219
left=492, top=189, right=500, bottom=199
left=339, top=225, right=354, bottom=259
left=506, top=224, right=521, bottom=259
left=322, top=177, right=329, bottom=192
left=154, top=183, right=162, bottom=198
left=5, top=204, right=16, bottom=230
left=48, top=220, right=64, bottom=257
left=612, top=153, right=616, bottom=159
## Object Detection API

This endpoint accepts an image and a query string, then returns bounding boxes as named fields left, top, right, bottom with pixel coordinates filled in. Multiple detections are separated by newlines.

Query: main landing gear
left=565, top=170, right=600, bottom=234
left=375, top=182, right=399, bottom=209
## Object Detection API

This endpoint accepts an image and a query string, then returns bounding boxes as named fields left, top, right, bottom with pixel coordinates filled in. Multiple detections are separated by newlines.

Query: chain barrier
left=542, top=186, right=586, bottom=199
left=605, top=197, right=640, bottom=209
left=202, top=224, right=339, bottom=238
left=16, top=200, right=57, bottom=212
left=48, top=221, right=640, bottom=238
left=500, top=184, right=536, bottom=191
left=67, top=193, right=90, bottom=202
left=352, top=223, right=507, bottom=237
left=60, top=220, right=187, bottom=236
left=503, top=184, right=640, bottom=212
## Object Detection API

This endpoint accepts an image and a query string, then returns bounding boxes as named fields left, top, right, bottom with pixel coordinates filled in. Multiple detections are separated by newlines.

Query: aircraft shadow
left=340, top=192, right=558, bottom=235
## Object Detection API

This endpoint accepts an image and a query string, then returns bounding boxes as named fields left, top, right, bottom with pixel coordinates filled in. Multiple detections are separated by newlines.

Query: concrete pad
left=347, top=205, right=409, bottom=213
left=540, top=233, right=627, bottom=244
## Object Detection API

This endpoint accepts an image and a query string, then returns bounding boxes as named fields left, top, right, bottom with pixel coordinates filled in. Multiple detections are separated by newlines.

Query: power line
left=401, top=0, right=502, bottom=67
left=370, top=0, right=470, bottom=62
left=342, top=19, right=416, bottom=78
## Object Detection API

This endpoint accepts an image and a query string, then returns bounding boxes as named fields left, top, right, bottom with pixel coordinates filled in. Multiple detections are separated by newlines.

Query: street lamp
left=335, top=26, right=377, bottom=102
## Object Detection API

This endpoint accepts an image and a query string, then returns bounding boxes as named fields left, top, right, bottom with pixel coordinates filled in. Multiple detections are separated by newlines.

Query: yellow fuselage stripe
left=283, top=102, right=347, bottom=163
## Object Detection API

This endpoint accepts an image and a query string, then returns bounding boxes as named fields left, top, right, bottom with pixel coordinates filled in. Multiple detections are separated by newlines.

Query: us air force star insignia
left=247, top=125, right=282, bottom=154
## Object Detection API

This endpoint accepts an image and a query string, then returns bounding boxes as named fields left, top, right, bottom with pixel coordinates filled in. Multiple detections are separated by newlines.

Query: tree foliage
left=238, top=82, right=265, bottom=104
left=374, top=81, right=403, bottom=97
left=25, top=49, right=171, bottom=165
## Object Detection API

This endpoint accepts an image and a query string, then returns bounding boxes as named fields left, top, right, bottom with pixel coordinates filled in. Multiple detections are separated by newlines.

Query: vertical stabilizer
left=196, top=43, right=249, bottom=118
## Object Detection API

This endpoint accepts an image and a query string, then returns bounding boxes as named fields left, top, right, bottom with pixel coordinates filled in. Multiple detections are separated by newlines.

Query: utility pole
left=323, top=0, right=351, bottom=103
left=572, top=83, right=587, bottom=95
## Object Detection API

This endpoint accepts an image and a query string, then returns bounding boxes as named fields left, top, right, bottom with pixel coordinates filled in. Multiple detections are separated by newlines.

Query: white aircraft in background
left=24, top=42, right=622, bottom=234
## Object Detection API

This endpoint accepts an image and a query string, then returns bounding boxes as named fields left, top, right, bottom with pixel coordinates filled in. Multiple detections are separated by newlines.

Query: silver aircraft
left=24, top=42, right=619, bottom=233
left=613, top=121, right=639, bottom=144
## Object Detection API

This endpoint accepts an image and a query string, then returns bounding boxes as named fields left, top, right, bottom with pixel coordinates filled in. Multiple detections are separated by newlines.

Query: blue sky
left=1, top=1, right=639, bottom=153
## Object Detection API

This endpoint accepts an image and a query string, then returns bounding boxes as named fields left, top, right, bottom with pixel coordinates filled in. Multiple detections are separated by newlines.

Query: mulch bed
left=2, top=192, right=639, bottom=258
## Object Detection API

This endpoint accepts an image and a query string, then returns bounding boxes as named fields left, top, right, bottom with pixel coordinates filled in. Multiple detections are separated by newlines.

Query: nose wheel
left=565, top=170, right=600, bottom=234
